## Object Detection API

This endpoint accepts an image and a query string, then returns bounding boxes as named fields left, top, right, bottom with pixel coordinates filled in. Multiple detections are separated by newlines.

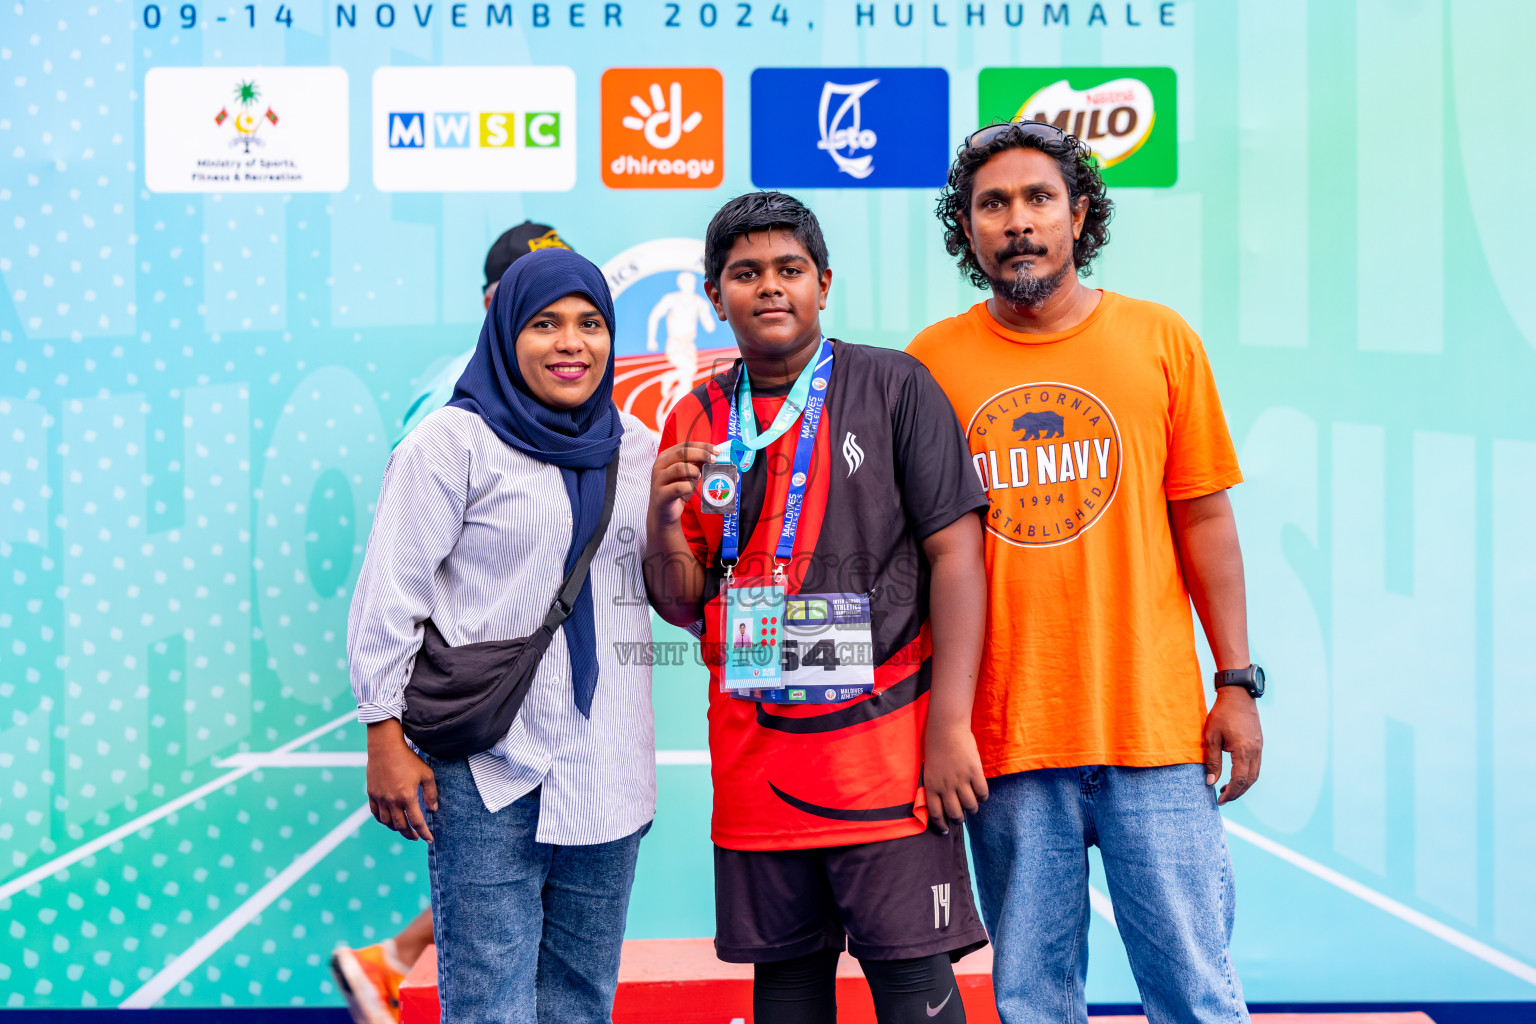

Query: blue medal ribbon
left=725, top=337, right=825, bottom=473
left=722, top=338, right=834, bottom=566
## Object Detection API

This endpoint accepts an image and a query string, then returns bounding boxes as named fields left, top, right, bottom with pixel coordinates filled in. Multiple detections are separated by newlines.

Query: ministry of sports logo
left=965, top=382, right=1122, bottom=548
left=214, top=79, right=279, bottom=153
left=144, top=66, right=349, bottom=193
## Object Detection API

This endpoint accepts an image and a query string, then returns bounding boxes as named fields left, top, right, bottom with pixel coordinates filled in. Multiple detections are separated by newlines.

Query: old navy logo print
left=966, top=382, right=1123, bottom=547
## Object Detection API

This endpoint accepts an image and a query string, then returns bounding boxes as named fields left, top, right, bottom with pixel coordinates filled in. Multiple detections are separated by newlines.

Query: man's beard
left=986, top=241, right=1070, bottom=308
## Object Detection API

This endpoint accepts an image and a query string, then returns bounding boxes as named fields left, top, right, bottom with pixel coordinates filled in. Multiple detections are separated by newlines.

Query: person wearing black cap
left=393, top=221, right=574, bottom=447
left=484, top=220, right=572, bottom=303
left=330, top=221, right=577, bottom=1024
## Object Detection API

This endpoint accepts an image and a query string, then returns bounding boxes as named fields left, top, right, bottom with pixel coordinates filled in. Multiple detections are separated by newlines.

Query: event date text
left=139, top=2, right=807, bottom=29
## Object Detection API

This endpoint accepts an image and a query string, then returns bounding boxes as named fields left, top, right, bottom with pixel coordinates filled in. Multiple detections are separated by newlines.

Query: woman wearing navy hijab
left=348, top=247, right=665, bottom=1024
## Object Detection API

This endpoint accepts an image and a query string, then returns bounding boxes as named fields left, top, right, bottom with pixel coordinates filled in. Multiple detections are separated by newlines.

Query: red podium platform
left=398, top=939, right=1437, bottom=1024
left=400, top=938, right=998, bottom=1024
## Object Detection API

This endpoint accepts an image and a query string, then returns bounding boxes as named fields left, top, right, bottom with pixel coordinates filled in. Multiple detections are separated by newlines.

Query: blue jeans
left=967, top=764, right=1247, bottom=1024
left=423, top=755, right=650, bottom=1024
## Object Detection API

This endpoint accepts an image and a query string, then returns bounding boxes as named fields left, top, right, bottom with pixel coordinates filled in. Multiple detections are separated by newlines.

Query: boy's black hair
left=704, top=191, right=830, bottom=288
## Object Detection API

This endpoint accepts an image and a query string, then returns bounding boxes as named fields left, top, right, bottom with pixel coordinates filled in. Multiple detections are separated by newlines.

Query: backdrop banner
left=1, top=0, right=1534, bottom=1010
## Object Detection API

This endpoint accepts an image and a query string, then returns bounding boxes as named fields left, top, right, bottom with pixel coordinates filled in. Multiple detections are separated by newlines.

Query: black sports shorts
left=713, top=825, right=989, bottom=963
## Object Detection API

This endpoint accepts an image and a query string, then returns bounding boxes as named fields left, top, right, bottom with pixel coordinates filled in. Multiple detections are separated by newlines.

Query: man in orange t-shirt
left=907, top=123, right=1265, bottom=1024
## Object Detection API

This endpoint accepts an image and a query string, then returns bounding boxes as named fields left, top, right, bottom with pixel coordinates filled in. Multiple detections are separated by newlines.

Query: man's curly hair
left=936, top=125, right=1114, bottom=290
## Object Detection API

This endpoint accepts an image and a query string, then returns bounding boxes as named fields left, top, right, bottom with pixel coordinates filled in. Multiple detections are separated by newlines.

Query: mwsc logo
left=372, top=66, right=576, bottom=192
left=386, top=111, right=561, bottom=150
left=978, top=67, right=1177, bottom=187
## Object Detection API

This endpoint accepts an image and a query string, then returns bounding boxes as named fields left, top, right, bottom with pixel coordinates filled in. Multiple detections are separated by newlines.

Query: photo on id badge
left=723, top=578, right=786, bottom=687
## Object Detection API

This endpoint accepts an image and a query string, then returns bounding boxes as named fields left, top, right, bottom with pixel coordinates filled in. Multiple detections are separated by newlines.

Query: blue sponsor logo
left=388, top=112, right=426, bottom=148
left=750, top=68, right=949, bottom=188
left=433, top=112, right=473, bottom=148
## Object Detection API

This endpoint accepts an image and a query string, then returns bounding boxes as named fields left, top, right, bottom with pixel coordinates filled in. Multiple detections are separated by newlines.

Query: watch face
left=1252, top=665, right=1266, bottom=696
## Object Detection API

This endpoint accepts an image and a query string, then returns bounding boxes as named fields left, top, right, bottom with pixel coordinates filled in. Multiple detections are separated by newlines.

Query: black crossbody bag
left=401, top=457, right=619, bottom=760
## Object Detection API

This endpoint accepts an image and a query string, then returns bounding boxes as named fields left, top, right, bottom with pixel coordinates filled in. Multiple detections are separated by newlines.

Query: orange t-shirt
left=907, top=292, right=1243, bottom=777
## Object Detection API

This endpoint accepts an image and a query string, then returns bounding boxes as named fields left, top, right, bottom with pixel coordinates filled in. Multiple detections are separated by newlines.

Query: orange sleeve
left=904, top=320, right=950, bottom=369
left=1164, top=334, right=1243, bottom=500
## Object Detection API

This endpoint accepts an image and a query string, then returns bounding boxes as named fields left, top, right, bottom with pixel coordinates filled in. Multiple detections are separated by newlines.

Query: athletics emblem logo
left=965, top=382, right=1123, bottom=548
left=817, top=79, right=879, bottom=179
left=703, top=470, right=736, bottom=506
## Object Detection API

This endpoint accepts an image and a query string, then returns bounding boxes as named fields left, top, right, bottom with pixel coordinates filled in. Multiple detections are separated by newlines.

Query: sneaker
left=330, top=939, right=409, bottom=1024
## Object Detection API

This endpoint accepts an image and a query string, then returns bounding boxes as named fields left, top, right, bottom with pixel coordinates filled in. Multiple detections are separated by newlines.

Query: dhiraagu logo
left=978, top=67, right=1176, bottom=187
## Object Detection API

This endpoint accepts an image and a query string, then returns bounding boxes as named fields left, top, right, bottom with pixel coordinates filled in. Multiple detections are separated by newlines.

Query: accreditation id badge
left=733, top=592, right=878, bottom=705
left=720, top=576, right=787, bottom=690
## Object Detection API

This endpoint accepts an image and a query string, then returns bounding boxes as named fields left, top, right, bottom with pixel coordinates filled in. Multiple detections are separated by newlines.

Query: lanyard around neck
left=721, top=338, right=835, bottom=573
left=727, top=338, right=825, bottom=473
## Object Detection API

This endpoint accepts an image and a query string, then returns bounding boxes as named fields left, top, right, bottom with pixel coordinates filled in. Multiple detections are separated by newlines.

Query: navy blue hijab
left=449, top=247, right=623, bottom=718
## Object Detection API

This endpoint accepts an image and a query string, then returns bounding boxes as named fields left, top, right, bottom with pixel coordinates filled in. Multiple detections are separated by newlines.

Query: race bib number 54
left=737, top=592, right=877, bottom=704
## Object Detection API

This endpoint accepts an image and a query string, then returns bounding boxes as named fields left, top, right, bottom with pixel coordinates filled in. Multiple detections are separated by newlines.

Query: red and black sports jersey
left=661, top=340, right=986, bottom=851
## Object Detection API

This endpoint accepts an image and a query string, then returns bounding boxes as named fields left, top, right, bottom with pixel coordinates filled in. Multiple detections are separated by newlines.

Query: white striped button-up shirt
left=348, top=406, right=658, bottom=845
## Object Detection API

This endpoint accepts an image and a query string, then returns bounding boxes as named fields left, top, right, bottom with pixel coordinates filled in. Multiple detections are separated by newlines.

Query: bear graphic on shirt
left=967, top=383, right=1123, bottom=548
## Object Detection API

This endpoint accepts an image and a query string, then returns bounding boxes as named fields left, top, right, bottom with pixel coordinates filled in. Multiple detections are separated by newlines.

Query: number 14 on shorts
left=932, top=883, right=951, bottom=929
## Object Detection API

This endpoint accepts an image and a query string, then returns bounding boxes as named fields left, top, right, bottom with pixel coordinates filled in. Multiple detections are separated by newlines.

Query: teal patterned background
left=2, top=0, right=1534, bottom=1009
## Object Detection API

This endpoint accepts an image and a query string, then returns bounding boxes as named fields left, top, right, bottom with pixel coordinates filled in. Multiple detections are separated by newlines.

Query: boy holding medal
left=645, top=192, right=991, bottom=1024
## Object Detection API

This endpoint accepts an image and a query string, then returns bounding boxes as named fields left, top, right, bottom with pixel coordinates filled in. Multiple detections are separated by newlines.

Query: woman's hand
left=649, top=442, right=719, bottom=526
left=366, top=718, right=438, bottom=842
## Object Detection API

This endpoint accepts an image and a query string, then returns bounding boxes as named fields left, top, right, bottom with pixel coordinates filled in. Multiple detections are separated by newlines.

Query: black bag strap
left=541, top=455, right=621, bottom=632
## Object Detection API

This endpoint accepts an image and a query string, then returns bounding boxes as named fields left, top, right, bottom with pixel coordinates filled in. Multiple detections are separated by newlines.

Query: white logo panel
left=371, top=66, right=577, bottom=193
left=144, top=67, right=350, bottom=193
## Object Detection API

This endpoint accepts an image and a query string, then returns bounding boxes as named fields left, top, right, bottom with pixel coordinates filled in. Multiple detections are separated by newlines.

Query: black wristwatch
left=1214, top=664, right=1265, bottom=698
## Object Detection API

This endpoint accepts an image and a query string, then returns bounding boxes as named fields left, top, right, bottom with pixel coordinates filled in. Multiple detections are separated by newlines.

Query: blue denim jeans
left=423, top=755, right=650, bottom=1024
left=967, top=764, right=1247, bottom=1024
